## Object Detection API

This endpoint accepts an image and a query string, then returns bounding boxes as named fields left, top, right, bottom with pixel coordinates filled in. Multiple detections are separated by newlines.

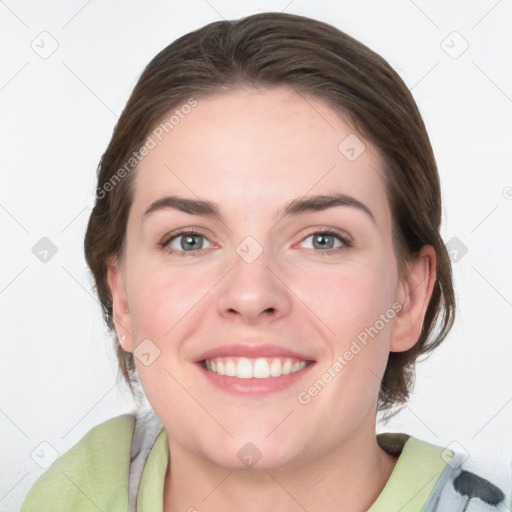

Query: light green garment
left=21, top=414, right=451, bottom=512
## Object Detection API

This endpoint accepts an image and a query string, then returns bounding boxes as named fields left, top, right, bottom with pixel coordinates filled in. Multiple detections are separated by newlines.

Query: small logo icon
left=446, top=236, right=468, bottom=263
left=338, top=134, right=366, bottom=161
left=441, top=441, right=469, bottom=468
left=236, top=236, right=263, bottom=264
left=31, top=31, right=59, bottom=60
left=237, top=442, right=263, bottom=467
left=31, top=441, right=59, bottom=469
left=32, top=237, right=58, bottom=263
left=502, top=186, right=512, bottom=200
left=134, top=338, right=161, bottom=366
left=441, top=31, right=469, bottom=59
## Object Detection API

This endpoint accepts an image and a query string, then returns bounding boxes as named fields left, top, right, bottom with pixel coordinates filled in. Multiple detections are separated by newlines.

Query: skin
left=108, top=85, right=436, bottom=511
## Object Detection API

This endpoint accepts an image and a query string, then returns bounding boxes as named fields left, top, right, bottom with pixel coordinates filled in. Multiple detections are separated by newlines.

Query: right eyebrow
left=142, top=193, right=376, bottom=226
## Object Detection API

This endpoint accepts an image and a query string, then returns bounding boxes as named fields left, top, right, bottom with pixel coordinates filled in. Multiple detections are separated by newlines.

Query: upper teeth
left=204, top=357, right=308, bottom=378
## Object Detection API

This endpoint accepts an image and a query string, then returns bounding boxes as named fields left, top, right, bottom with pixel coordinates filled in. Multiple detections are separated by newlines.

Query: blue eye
left=299, top=229, right=353, bottom=256
left=160, top=230, right=212, bottom=256
left=159, top=228, right=352, bottom=257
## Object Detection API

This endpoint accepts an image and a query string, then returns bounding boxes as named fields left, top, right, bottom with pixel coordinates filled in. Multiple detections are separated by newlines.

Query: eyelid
left=159, top=226, right=213, bottom=248
left=159, top=225, right=354, bottom=255
left=298, top=226, right=354, bottom=244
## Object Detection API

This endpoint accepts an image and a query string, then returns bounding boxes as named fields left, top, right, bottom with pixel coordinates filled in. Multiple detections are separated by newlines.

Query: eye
left=159, top=230, right=213, bottom=256
left=299, top=228, right=353, bottom=255
left=159, top=227, right=353, bottom=257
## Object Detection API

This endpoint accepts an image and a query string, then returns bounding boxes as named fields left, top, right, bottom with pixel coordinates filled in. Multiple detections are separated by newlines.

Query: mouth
left=195, top=345, right=316, bottom=395
left=201, top=356, right=311, bottom=378
left=194, top=342, right=316, bottom=397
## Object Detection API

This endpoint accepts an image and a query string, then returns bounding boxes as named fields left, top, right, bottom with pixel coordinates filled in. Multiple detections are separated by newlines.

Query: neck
left=163, top=426, right=398, bottom=512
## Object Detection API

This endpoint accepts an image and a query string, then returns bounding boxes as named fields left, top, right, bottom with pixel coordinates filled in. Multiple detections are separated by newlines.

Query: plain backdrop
left=1, top=0, right=511, bottom=510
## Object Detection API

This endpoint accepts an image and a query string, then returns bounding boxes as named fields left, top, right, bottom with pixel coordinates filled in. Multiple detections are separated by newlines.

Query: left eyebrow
left=142, top=193, right=376, bottom=226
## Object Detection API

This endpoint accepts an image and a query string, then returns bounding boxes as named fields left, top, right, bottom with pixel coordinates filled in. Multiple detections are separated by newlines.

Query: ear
left=390, top=245, right=437, bottom=352
left=107, top=255, right=133, bottom=353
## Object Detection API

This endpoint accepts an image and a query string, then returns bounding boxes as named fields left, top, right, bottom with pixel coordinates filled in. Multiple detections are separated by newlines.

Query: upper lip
left=195, top=343, right=316, bottom=363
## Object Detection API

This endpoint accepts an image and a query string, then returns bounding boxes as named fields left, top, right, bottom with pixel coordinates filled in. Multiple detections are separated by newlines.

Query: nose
left=215, top=244, right=292, bottom=325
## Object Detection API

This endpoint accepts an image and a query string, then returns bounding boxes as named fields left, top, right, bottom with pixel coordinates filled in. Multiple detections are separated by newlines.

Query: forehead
left=130, top=86, right=389, bottom=226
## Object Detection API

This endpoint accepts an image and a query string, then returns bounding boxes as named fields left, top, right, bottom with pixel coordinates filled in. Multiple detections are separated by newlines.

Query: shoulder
left=381, top=434, right=512, bottom=511
left=21, top=413, right=136, bottom=512
left=428, top=445, right=512, bottom=512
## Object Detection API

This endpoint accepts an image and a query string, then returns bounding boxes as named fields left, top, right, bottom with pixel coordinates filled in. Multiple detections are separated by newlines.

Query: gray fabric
left=421, top=451, right=508, bottom=511
left=421, top=452, right=466, bottom=511
left=127, top=408, right=163, bottom=512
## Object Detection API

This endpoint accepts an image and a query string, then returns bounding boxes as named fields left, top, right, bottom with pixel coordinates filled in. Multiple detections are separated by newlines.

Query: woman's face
left=109, top=86, right=434, bottom=469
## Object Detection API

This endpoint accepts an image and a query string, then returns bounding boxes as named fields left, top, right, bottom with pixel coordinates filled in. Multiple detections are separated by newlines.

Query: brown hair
left=84, top=11, right=455, bottom=418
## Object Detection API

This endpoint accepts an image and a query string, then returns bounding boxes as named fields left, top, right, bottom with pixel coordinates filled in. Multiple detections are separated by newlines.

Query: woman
left=21, top=11, right=511, bottom=512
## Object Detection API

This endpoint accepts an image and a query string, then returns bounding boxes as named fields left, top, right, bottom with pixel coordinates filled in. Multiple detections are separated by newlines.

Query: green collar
left=137, top=429, right=451, bottom=512
left=368, top=433, right=451, bottom=511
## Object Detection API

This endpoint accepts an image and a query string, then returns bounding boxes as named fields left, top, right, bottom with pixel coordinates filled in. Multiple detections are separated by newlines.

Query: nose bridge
left=230, top=232, right=275, bottom=298
left=215, top=231, right=291, bottom=321
left=235, top=233, right=267, bottom=266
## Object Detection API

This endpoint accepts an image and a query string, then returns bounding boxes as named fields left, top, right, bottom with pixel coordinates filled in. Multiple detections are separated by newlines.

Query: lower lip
left=197, top=362, right=316, bottom=396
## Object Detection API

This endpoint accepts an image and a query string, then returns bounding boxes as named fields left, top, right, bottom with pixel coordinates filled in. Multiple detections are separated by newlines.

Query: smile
left=203, top=357, right=309, bottom=379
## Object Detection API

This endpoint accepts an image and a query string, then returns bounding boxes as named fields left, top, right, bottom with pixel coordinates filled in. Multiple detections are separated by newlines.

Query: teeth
left=225, top=360, right=236, bottom=377
left=203, top=357, right=308, bottom=378
left=291, top=361, right=301, bottom=372
left=270, top=359, right=282, bottom=377
left=253, top=358, right=270, bottom=378
left=237, top=358, right=252, bottom=379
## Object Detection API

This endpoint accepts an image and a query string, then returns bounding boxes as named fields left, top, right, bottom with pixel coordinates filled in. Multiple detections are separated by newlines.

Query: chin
left=205, top=443, right=302, bottom=472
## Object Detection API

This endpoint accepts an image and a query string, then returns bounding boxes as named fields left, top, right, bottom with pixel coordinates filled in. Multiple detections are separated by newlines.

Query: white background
left=1, top=0, right=511, bottom=510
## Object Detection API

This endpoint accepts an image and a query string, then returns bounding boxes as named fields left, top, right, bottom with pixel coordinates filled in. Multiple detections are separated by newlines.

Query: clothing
left=21, top=409, right=511, bottom=512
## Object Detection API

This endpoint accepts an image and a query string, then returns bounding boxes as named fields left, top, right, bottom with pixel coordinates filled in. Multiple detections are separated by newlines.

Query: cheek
left=127, top=266, right=201, bottom=403
left=127, top=262, right=204, bottom=340
left=304, top=264, right=395, bottom=343
left=300, top=264, right=396, bottom=405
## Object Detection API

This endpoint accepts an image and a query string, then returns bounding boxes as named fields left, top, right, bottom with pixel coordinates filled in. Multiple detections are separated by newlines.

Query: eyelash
left=158, top=228, right=353, bottom=257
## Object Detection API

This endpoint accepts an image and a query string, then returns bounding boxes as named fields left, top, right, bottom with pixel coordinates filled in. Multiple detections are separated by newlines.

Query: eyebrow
left=143, top=193, right=376, bottom=225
